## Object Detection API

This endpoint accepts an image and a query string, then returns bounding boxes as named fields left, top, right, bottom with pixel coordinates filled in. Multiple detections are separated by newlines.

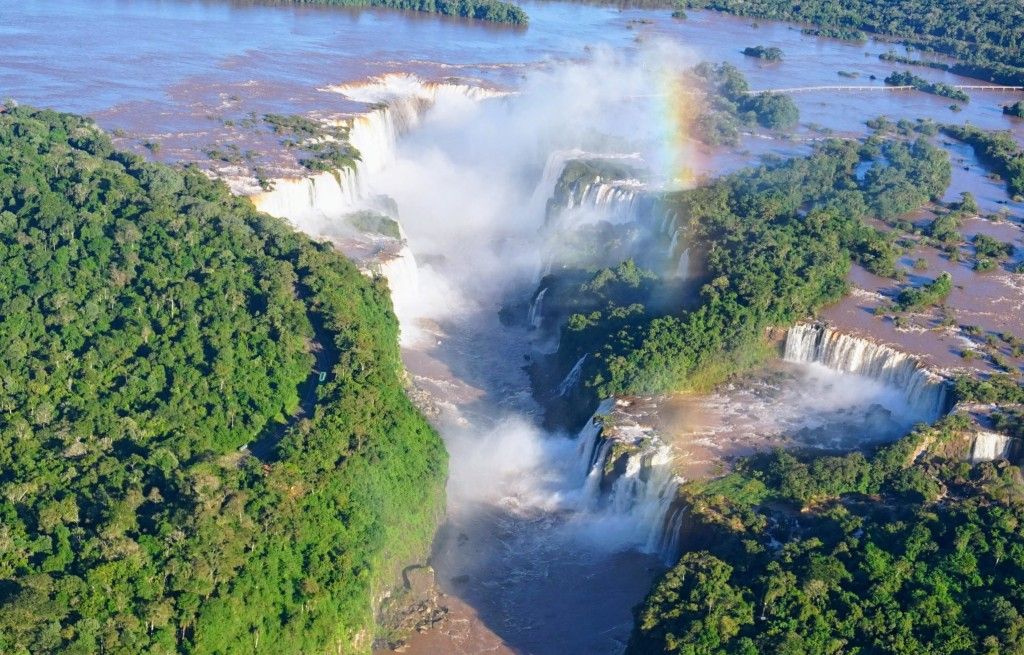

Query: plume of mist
left=368, top=41, right=698, bottom=336
left=362, top=41, right=700, bottom=555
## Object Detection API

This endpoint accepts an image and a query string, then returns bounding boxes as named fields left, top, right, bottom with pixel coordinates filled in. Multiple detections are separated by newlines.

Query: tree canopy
left=628, top=416, right=1024, bottom=654
left=0, top=105, right=446, bottom=654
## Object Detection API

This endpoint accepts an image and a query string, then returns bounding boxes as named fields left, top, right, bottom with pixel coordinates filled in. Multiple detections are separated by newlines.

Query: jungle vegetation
left=547, top=136, right=950, bottom=399
left=681, top=0, right=1024, bottom=86
left=627, top=415, right=1024, bottom=654
left=884, top=70, right=970, bottom=103
left=0, top=105, right=446, bottom=654
left=288, top=0, right=528, bottom=23
left=742, top=46, right=783, bottom=62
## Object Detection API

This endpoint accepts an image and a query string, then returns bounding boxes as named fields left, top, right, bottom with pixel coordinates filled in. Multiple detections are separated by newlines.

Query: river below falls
left=3, top=2, right=1024, bottom=653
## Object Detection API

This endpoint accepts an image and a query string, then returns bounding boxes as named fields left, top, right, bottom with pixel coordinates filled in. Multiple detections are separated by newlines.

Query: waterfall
left=528, top=287, right=548, bottom=329
left=550, top=178, right=645, bottom=227
left=530, top=148, right=587, bottom=217
left=255, top=73, right=502, bottom=232
left=659, top=507, right=687, bottom=562
left=667, top=227, right=681, bottom=257
left=251, top=168, right=362, bottom=228
left=576, top=399, right=616, bottom=478
left=971, top=431, right=1018, bottom=462
left=372, top=243, right=419, bottom=311
left=573, top=400, right=682, bottom=561
left=248, top=74, right=506, bottom=319
left=783, top=323, right=950, bottom=421
left=555, top=354, right=587, bottom=397
left=675, top=247, right=690, bottom=280
left=659, top=209, right=678, bottom=236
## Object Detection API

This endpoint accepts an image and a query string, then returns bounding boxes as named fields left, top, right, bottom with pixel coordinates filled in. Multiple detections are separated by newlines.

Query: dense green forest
left=0, top=106, right=446, bottom=653
left=544, top=137, right=948, bottom=400
left=627, top=415, right=1024, bottom=654
left=682, top=0, right=1024, bottom=85
left=941, top=124, right=1024, bottom=200
left=288, top=0, right=528, bottom=23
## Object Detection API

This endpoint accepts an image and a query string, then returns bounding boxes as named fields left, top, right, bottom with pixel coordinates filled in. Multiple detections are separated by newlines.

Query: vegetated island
left=691, top=62, right=800, bottom=145
left=742, top=45, right=783, bottom=61
left=941, top=123, right=1024, bottom=200
left=286, top=0, right=528, bottom=23
left=885, top=70, right=970, bottom=103
left=0, top=105, right=447, bottom=654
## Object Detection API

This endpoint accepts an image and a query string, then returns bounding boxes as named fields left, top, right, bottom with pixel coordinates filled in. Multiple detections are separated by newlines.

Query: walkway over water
left=753, top=84, right=1024, bottom=94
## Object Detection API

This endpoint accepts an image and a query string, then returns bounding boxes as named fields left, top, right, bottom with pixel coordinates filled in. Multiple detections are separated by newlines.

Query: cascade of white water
left=971, top=431, right=1018, bottom=462
left=783, top=323, right=950, bottom=421
left=659, top=209, right=678, bottom=236
left=675, top=247, right=691, bottom=280
left=528, top=287, right=548, bottom=329
left=372, top=243, right=420, bottom=312
left=251, top=168, right=363, bottom=228
left=607, top=442, right=680, bottom=552
left=659, top=507, right=687, bottom=561
left=555, top=354, right=588, bottom=397
left=576, top=398, right=616, bottom=479
left=667, top=227, right=681, bottom=257
left=251, top=75, right=506, bottom=321
left=553, top=178, right=645, bottom=227
left=530, top=149, right=588, bottom=217
left=256, top=74, right=503, bottom=231
left=573, top=400, right=682, bottom=561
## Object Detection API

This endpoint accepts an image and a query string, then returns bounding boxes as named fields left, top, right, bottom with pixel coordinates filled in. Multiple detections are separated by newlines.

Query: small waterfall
left=659, top=507, right=687, bottom=561
left=971, top=431, right=1019, bottom=462
left=573, top=400, right=682, bottom=561
left=659, top=209, right=678, bottom=236
left=530, top=148, right=587, bottom=217
left=371, top=243, right=420, bottom=312
left=667, top=227, right=681, bottom=257
left=528, top=287, right=548, bottom=329
left=576, top=399, right=616, bottom=478
left=675, top=247, right=690, bottom=280
left=555, top=354, right=587, bottom=397
left=551, top=178, right=645, bottom=227
left=783, top=323, right=950, bottom=421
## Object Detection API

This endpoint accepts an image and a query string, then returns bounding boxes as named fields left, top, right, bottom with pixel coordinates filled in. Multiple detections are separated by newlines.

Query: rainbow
left=654, top=70, right=706, bottom=190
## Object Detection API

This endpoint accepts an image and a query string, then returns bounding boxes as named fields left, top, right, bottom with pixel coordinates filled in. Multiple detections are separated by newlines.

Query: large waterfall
left=784, top=323, right=951, bottom=421
left=254, top=74, right=503, bottom=225
left=249, top=75, right=503, bottom=317
left=251, top=169, right=363, bottom=228
left=573, top=399, right=682, bottom=561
